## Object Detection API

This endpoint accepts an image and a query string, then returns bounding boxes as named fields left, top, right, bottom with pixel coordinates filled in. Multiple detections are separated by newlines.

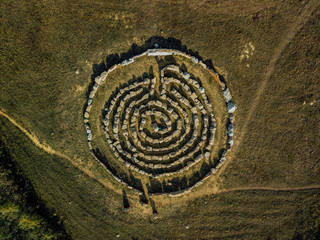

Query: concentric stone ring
left=84, top=49, right=236, bottom=195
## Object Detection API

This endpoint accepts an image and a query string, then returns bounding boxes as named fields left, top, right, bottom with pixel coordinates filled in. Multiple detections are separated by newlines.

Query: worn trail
left=0, top=108, right=123, bottom=195
left=223, top=0, right=319, bottom=172
left=0, top=108, right=62, bottom=157
left=219, top=185, right=320, bottom=194
left=1, top=107, right=320, bottom=202
left=234, top=0, right=318, bottom=153
left=1, top=2, right=320, bottom=198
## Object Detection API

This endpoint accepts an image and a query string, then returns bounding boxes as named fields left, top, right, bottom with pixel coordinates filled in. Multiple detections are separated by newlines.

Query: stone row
left=84, top=48, right=236, bottom=195
left=106, top=88, right=209, bottom=171
left=101, top=67, right=216, bottom=175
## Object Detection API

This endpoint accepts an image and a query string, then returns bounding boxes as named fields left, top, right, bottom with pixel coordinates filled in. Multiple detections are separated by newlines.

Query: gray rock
left=228, top=123, right=234, bottom=136
left=227, top=102, right=236, bottom=113
left=223, top=88, right=232, bottom=102
left=227, top=136, right=234, bottom=146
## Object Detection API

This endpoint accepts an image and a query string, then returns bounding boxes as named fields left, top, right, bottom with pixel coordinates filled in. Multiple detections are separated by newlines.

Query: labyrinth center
left=85, top=49, right=235, bottom=194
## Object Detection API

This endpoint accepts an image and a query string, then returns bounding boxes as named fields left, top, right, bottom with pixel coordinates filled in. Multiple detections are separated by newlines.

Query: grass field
left=1, top=118, right=320, bottom=239
left=1, top=0, right=320, bottom=239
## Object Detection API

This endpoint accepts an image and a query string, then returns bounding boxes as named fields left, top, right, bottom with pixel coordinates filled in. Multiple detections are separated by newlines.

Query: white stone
left=147, top=50, right=172, bottom=56
left=223, top=88, right=232, bottom=102
left=227, top=102, right=236, bottom=113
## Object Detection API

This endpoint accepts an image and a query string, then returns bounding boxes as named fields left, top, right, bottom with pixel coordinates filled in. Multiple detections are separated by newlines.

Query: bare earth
left=1, top=107, right=320, bottom=195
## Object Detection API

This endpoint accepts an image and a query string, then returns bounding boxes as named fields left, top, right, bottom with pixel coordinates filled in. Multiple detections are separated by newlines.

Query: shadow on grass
left=87, top=36, right=227, bottom=194
left=122, top=189, right=130, bottom=210
left=85, top=36, right=220, bottom=110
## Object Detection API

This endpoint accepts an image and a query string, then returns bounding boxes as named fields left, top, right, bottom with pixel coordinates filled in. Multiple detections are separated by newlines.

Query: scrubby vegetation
left=0, top=141, right=69, bottom=239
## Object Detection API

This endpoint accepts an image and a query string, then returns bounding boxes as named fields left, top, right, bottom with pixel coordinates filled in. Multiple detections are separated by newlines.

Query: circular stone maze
left=84, top=48, right=236, bottom=197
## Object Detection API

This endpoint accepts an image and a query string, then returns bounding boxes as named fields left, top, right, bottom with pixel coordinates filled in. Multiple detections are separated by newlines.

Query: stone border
left=84, top=48, right=236, bottom=195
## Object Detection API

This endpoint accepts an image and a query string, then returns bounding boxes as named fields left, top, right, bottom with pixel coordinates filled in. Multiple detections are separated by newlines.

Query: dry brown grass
left=1, top=0, right=320, bottom=239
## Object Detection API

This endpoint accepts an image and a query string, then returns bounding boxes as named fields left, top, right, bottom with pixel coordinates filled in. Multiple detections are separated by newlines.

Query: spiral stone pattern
left=103, top=64, right=216, bottom=176
left=84, top=49, right=236, bottom=194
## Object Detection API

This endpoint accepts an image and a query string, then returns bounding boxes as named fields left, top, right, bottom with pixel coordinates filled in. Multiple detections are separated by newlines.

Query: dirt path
left=0, top=107, right=124, bottom=195
left=219, top=185, right=320, bottom=194
left=1, top=106, right=320, bottom=212
left=220, top=0, right=319, bottom=174
left=1, top=2, right=319, bottom=204
left=234, top=0, right=318, bottom=152
left=0, top=108, right=63, bottom=156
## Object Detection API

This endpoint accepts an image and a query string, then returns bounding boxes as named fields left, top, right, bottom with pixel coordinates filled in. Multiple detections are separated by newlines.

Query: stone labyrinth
left=84, top=49, right=236, bottom=196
